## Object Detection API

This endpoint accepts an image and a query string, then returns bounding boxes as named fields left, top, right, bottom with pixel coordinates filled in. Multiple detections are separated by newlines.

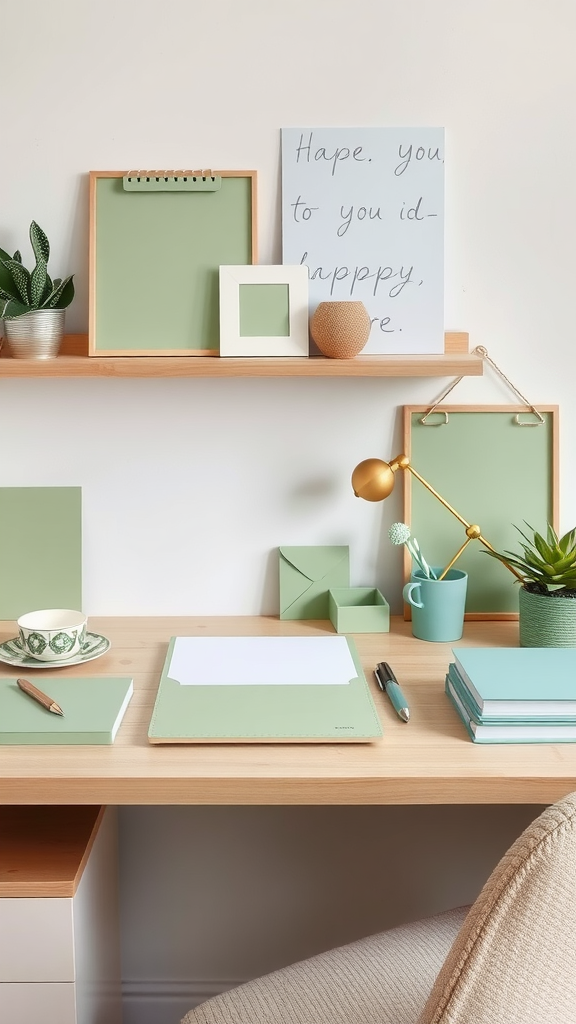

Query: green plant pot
left=519, top=586, right=576, bottom=647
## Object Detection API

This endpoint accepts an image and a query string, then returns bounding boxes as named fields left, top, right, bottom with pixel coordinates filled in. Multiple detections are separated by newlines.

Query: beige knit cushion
left=181, top=906, right=468, bottom=1024
left=418, top=792, right=576, bottom=1024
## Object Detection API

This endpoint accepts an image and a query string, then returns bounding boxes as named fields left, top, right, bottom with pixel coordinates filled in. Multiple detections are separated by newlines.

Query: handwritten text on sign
left=281, top=127, right=445, bottom=355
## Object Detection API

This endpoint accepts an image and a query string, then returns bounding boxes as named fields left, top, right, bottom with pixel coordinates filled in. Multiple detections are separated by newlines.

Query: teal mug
left=403, top=567, right=468, bottom=642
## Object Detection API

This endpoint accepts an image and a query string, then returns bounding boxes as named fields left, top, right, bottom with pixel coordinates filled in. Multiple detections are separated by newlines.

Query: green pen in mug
left=403, top=567, right=468, bottom=643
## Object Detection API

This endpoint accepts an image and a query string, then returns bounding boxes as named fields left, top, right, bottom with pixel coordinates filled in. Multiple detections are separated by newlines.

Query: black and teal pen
left=375, top=662, right=410, bottom=722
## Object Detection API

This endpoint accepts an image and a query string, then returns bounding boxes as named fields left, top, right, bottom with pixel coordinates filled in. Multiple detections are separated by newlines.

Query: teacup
left=17, top=608, right=88, bottom=662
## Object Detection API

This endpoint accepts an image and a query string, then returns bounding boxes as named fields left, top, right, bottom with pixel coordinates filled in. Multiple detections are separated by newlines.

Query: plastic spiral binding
left=122, top=170, right=222, bottom=192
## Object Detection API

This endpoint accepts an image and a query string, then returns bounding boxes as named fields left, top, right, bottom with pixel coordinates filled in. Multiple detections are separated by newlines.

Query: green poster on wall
left=0, top=487, right=82, bottom=618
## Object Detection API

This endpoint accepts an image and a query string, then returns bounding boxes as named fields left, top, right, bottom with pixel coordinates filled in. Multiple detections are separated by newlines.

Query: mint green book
left=452, top=647, right=576, bottom=718
left=445, top=675, right=576, bottom=744
left=0, top=677, right=133, bottom=744
left=148, top=636, right=382, bottom=743
left=447, top=664, right=576, bottom=725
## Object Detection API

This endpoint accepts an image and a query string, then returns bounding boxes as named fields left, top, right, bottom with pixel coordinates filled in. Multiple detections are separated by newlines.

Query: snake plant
left=484, top=523, right=576, bottom=593
left=0, top=221, right=74, bottom=319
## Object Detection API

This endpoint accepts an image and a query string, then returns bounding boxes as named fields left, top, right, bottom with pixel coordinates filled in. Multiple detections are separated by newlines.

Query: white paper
left=168, top=636, right=357, bottom=686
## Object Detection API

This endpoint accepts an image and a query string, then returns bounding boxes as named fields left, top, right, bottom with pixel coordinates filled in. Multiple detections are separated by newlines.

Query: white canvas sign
left=282, top=126, right=445, bottom=355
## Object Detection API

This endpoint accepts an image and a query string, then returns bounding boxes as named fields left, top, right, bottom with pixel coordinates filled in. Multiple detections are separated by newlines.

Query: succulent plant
left=484, top=523, right=576, bottom=594
left=0, top=221, right=74, bottom=319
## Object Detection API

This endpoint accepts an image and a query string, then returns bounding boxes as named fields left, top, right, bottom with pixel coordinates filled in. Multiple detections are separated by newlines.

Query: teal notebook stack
left=445, top=648, right=576, bottom=744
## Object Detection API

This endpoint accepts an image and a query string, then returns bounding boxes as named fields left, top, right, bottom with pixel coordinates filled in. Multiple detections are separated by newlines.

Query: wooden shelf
left=0, top=332, right=483, bottom=379
left=0, top=806, right=103, bottom=896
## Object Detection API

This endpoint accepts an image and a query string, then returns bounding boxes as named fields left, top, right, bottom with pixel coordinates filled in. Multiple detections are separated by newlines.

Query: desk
left=1, top=616, right=575, bottom=806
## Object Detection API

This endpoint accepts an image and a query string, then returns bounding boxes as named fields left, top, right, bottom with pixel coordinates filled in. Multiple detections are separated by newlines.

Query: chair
left=181, top=791, right=576, bottom=1024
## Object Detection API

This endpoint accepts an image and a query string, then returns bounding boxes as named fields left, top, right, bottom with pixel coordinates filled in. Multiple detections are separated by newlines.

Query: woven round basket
left=519, top=586, right=576, bottom=647
left=309, top=301, right=371, bottom=358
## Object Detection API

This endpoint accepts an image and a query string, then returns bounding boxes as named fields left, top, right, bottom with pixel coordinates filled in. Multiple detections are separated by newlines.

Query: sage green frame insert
left=0, top=486, right=82, bottom=618
left=219, top=264, right=309, bottom=357
left=89, top=170, right=257, bottom=355
left=403, top=405, right=559, bottom=619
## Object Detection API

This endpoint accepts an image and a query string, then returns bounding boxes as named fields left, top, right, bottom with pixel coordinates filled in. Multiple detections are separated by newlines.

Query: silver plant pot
left=3, top=308, right=66, bottom=359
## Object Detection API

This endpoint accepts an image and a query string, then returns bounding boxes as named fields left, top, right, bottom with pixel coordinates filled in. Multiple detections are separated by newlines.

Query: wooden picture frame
left=89, top=170, right=257, bottom=356
left=403, top=405, right=559, bottom=620
left=218, top=265, right=309, bottom=357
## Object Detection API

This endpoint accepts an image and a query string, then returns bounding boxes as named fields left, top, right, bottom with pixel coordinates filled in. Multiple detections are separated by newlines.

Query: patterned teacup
left=17, top=609, right=87, bottom=662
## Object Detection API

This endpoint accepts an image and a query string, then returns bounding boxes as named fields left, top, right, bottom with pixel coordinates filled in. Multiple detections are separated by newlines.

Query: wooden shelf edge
left=0, top=332, right=482, bottom=379
left=0, top=805, right=103, bottom=897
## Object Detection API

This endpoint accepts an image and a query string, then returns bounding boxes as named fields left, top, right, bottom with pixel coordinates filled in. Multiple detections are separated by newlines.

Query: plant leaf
left=548, top=552, right=576, bottom=573
left=559, top=529, right=576, bottom=555
left=12, top=250, right=22, bottom=263
left=546, top=523, right=560, bottom=548
left=41, top=274, right=74, bottom=309
left=0, top=259, right=21, bottom=300
left=40, top=273, right=53, bottom=305
left=30, top=259, right=47, bottom=309
left=0, top=295, right=30, bottom=318
left=483, top=548, right=529, bottom=574
left=1, top=258, right=31, bottom=305
left=29, top=222, right=50, bottom=308
left=29, top=222, right=50, bottom=263
left=532, top=531, right=553, bottom=561
left=515, top=523, right=538, bottom=548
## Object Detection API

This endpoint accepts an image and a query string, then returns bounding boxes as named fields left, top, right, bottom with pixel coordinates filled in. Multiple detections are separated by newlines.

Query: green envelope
left=279, top=546, right=350, bottom=620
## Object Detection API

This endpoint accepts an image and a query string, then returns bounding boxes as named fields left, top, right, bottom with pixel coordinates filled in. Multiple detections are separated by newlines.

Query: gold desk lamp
left=351, top=455, right=523, bottom=581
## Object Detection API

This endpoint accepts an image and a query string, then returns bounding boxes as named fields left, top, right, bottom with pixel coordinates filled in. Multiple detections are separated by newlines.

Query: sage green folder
left=0, top=677, right=133, bottom=744
left=0, top=486, right=82, bottom=618
left=148, top=636, right=383, bottom=744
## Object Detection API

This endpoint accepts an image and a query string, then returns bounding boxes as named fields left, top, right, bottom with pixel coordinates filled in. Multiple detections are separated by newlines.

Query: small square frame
left=219, top=265, right=309, bottom=357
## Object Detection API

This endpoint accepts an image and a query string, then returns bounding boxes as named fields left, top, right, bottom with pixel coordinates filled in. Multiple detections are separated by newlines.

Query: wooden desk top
left=1, top=616, right=575, bottom=806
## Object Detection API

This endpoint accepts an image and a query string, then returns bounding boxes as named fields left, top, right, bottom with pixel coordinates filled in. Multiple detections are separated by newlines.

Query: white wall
left=2, top=1, right=574, bottom=1020
left=2, top=0, right=574, bottom=615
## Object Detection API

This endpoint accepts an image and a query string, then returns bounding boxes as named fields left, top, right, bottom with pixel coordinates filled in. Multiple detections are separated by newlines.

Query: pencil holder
left=403, top=568, right=467, bottom=642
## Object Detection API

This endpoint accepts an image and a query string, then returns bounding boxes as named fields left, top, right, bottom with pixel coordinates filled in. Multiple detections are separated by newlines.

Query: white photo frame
left=219, top=265, right=309, bottom=357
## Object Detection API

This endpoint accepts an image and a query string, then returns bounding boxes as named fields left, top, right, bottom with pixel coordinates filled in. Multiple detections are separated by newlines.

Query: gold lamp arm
left=394, top=456, right=524, bottom=581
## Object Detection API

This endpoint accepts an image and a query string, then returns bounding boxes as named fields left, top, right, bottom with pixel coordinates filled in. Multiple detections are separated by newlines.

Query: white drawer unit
left=0, top=806, right=121, bottom=1024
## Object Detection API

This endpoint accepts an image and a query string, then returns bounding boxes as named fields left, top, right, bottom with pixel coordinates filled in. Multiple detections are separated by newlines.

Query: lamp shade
left=351, top=459, right=396, bottom=501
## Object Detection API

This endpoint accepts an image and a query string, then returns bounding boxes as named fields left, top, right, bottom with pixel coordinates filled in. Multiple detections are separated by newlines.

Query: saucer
left=0, top=632, right=111, bottom=669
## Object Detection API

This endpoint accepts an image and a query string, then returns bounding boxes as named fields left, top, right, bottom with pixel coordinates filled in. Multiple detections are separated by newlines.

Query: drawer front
left=0, top=982, right=76, bottom=1023
left=0, top=898, right=74, bottom=982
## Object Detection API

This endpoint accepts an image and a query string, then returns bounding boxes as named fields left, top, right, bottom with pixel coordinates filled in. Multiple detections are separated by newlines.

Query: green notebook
left=148, top=635, right=382, bottom=743
left=0, top=676, right=133, bottom=744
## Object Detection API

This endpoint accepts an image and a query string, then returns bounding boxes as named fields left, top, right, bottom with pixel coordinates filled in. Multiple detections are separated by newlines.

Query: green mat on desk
left=148, top=635, right=383, bottom=744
